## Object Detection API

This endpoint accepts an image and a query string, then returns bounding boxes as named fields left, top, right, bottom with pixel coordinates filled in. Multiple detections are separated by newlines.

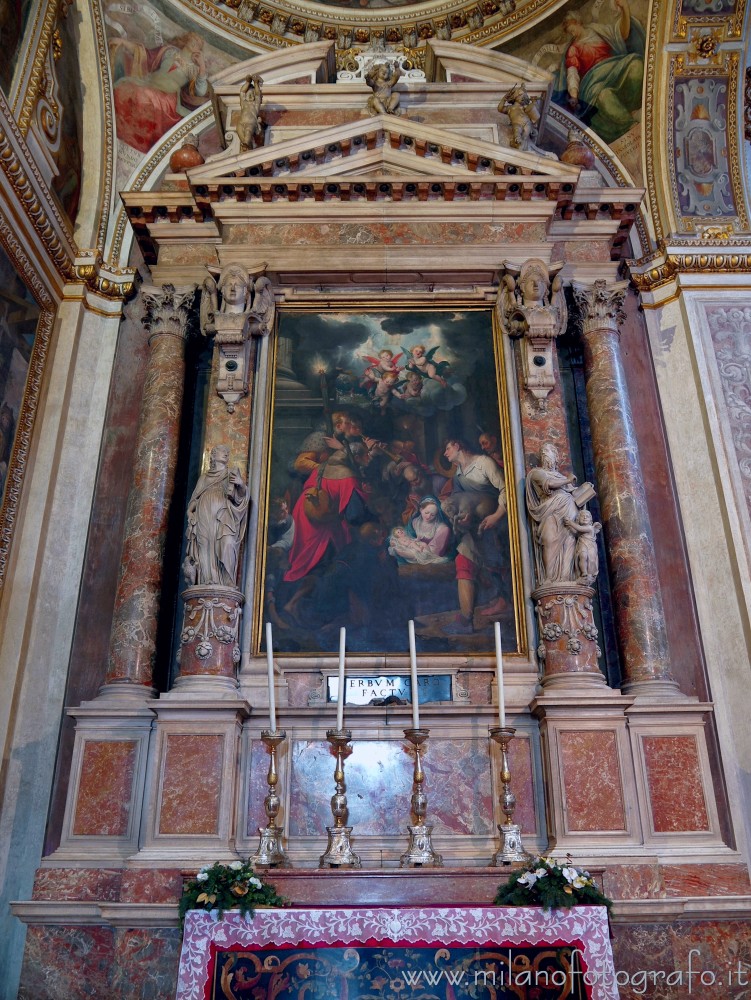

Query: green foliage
left=179, top=860, right=287, bottom=925
left=494, top=855, right=612, bottom=912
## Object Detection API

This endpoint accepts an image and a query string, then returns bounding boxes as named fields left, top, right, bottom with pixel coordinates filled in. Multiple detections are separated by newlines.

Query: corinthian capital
left=141, top=283, right=198, bottom=342
left=571, top=279, right=628, bottom=335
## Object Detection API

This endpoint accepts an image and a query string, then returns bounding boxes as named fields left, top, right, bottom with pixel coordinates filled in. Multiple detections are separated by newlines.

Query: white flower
left=573, top=876, right=588, bottom=888
left=249, top=876, right=262, bottom=888
left=562, top=866, right=578, bottom=883
left=228, top=861, right=243, bottom=870
left=534, top=868, right=548, bottom=879
left=196, top=872, right=209, bottom=882
left=517, top=871, right=537, bottom=886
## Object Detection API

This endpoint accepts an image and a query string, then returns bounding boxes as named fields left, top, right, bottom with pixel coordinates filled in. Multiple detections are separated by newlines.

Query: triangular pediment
left=189, top=114, right=580, bottom=188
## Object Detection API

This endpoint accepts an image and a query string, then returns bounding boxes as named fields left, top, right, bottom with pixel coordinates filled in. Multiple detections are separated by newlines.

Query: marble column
left=572, top=280, right=677, bottom=695
left=104, top=284, right=196, bottom=692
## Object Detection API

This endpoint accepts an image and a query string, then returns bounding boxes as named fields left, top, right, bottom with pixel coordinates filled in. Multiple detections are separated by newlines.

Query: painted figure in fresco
left=565, top=509, right=602, bottom=585
left=366, top=61, right=402, bottom=116
left=525, top=442, right=579, bottom=584
left=184, top=445, right=249, bottom=588
left=442, top=438, right=508, bottom=633
left=554, top=0, right=645, bottom=144
left=237, top=74, right=263, bottom=151
left=479, top=431, right=504, bottom=470
left=110, top=30, right=209, bottom=153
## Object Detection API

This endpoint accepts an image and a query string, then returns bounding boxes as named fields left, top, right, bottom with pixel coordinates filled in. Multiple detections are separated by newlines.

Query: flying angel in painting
left=402, top=344, right=451, bottom=387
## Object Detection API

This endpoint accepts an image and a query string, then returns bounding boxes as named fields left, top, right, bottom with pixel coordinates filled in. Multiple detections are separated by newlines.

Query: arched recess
left=72, top=0, right=118, bottom=254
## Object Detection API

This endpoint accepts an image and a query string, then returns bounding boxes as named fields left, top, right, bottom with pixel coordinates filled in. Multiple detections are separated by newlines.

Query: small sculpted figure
left=564, top=509, right=602, bottom=585
left=525, top=442, right=579, bottom=584
left=366, top=61, right=402, bottom=116
left=184, top=445, right=249, bottom=588
left=218, top=264, right=252, bottom=314
left=237, top=74, right=263, bottom=150
left=498, top=83, right=540, bottom=151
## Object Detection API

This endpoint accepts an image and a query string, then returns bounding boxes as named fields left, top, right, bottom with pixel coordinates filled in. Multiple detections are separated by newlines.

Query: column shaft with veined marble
left=104, top=284, right=195, bottom=690
left=573, top=280, right=677, bottom=694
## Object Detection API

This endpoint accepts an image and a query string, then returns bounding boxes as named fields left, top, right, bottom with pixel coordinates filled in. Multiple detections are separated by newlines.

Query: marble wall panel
left=285, top=672, right=320, bottom=708
left=31, top=868, right=122, bottom=902
left=661, top=863, right=751, bottom=897
left=158, top=734, right=224, bottom=836
left=287, top=738, right=494, bottom=837
left=602, top=863, right=664, bottom=900
left=559, top=730, right=626, bottom=832
left=72, top=740, right=137, bottom=836
left=461, top=670, right=491, bottom=704
left=19, top=925, right=114, bottom=999
left=109, top=928, right=181, bottom=997
left=642, top=735, right=710, bottom=833
left=246, top=738, right=271, bottom=838
left=612, top=920, right=751, bottom=1000
left=119, top=868, right=185, bottom=903
left=506, top=735, right=536, bottom=836
left=225, top=221, right=547, bottom=248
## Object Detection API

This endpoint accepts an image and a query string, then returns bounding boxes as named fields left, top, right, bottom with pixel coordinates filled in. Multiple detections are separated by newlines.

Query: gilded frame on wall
left=255, top=304, right=527, bottom=659
left=0, top=229, right=52, bottom=598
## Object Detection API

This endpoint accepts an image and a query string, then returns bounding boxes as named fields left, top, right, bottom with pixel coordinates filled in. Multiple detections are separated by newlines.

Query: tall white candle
left=408, top=620, right=420, bottom=729
left=336, top=627, right=346, bottom=731
left=494, top=621, right=506, bottom=729
left=265, top=622, right=277, bottom=732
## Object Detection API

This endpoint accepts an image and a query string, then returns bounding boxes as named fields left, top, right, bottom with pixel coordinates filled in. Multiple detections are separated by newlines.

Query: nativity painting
left=262, top=311, right=517, bottom=655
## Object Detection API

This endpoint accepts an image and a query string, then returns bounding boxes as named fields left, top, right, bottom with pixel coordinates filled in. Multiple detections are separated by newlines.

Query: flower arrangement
left=494, top=855, right=612, bottom=912
left=179, top=860, right=287, bottom=924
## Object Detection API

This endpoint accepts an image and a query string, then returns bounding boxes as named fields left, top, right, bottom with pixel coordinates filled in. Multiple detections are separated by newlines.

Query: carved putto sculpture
left=184, top=445, right=249, bottom=588
left=237, top=74, right=263, bottom=151
left=200, top=265, right=276, bottom=410
left=497, top=259, right=567, bottom=409
left=498, top=83, right=540, bottom=151
left=365, top=61, right=402, bottom=116
left=525, top=442, right=599, bottom=586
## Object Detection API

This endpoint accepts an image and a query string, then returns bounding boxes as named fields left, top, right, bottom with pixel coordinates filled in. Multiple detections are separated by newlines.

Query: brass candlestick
left=490, top=726, right=532, bottom=865
left=400, top=727, right=443, bottom=868
left=250, top=730, right=291, bottom=869
left=318, top=728, right=361, bottom=869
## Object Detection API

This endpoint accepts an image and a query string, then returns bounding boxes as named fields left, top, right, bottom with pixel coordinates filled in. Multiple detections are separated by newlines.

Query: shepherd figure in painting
left=184, top=445, right=249, bottom=588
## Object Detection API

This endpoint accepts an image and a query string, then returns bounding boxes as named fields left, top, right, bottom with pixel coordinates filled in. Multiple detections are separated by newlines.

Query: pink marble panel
left=612, top=919, right=751, bottom=1000
left=661, top=863, right=751, bottom=897
left=559, top=729, right=626, bottom=832
left=110, top=928, right=181, bottom=997
left=32, top=867, right=122, bottom=902
left=246, top=738, right=271, bottom=837
left=602, top=864, right=663, bottom=901
left=504, top=736, right=536, bottom=836
left=285, top=672, right=321, bottom=708
left=72, top=740, right=137, bottom=836
left=19, top=925, right=114, bottom=999
left=642, top=735, right=710, bottom=833
left=119, top=868, right=185, bottom=903
left=287, top=738, right=495, bottom=837
left=227, top=221, right=547, bottom=248
left=461, top=670, right=491, bottom=704
left=159, top=734, right=224, bottom=836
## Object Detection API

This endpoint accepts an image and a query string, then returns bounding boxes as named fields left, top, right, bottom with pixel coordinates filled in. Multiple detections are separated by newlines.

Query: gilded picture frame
left=256, top=306, right=526, bottom=658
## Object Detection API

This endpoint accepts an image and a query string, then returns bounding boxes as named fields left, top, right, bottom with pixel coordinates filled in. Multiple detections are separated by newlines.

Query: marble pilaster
left=573, top=280, right=677, bottom=696
left=104, top=285, right=195, bottom=691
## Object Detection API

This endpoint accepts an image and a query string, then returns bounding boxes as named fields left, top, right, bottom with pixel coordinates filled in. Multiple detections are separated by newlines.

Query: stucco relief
left=706, top=305, right=751, bottom=527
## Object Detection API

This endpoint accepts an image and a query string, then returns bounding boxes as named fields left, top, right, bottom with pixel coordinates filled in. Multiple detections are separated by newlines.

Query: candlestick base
left=318, top=728, right=361, bottom=869
left=400, top=727, right=443, bottom=868
left=319, top=825, right=362, bottom=868
left=489, top=725, right=532, bottom=866
left=250, top=729, right=292, bottom=869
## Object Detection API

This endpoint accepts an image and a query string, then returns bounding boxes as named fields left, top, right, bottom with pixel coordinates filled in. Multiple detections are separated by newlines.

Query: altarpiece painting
left=261, top=310, right=521, bottom=656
